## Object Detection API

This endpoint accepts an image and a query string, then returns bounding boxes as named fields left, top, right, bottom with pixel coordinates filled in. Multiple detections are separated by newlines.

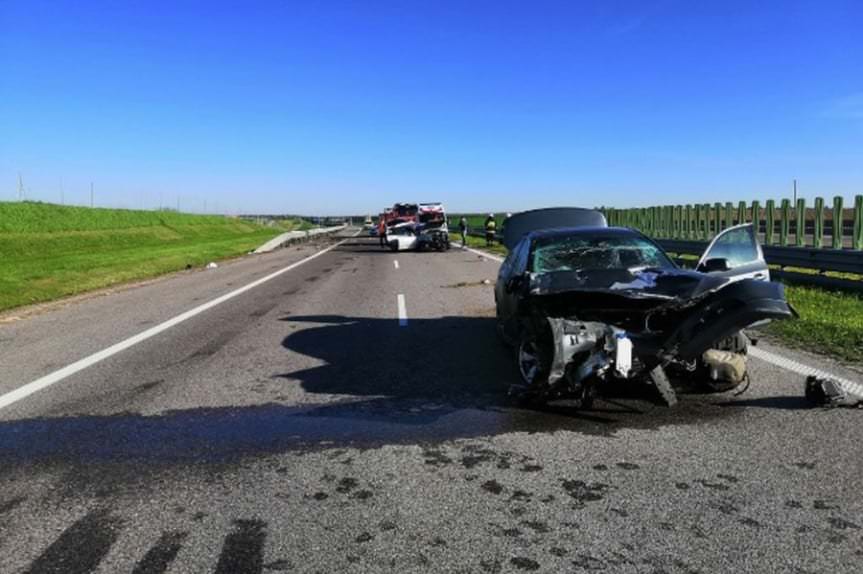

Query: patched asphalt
left=1, top=233, right=861, bottom=573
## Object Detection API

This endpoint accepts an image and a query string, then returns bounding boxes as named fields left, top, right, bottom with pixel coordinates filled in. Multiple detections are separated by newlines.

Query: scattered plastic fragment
left=805, top=376, right=863, bottom=408
left=206, top=262, right=218, bottom=269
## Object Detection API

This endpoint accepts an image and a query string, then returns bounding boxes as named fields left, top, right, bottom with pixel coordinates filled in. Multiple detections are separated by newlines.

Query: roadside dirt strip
left=1, top=235, right=861, bottom=573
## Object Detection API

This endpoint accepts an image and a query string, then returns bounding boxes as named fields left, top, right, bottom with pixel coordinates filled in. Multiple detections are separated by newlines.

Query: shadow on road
left=272, top=314, right=740, bottom=435
left=276, top=314, right=513, bottom=403
left=0, top=317, right=751, bottom=466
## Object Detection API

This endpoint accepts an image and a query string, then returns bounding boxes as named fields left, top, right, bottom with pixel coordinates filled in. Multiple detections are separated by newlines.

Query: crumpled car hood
left=524, top=267, right=794, bottom=362
left=528, top=267, right=729, bottom=301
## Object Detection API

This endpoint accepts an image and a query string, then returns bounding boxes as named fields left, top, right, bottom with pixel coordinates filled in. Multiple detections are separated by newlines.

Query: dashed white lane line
left=394, top=260, right=399, bottom=269
left=397, top=294, right=408, bottom=327
left=749, top=346, right=863, bottom=397
left=0, top=236, right=355, bottom=412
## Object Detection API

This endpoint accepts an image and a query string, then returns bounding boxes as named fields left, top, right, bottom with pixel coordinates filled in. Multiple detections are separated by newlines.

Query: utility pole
left=17, top=173, right=24, bottom=201
left=90, top=182, right=94, bottom=208
left=793, top=179, right=798, bottom=204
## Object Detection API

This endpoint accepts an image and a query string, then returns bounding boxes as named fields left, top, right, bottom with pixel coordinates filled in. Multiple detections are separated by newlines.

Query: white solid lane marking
left=397, top=294, right=408, bottom=327
left=394, top=260, right=399, bottom=269
left=0, top=237, right=353, bottom=411
left=451, top=241, right=504, bottom=263
left=749, top=346, right=863, bottom=397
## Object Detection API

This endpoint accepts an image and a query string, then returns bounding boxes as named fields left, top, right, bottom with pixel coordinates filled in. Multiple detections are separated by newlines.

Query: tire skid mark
left=24, top=508, right=122, bottom=574
left=0, top=495, right=26, bottom=515
left=131, top=530, right=188, bottom=574
left=214, top=519, right=268, bottom=574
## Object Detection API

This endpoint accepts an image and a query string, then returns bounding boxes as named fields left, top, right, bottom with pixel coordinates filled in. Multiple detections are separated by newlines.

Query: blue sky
left=1, top=1, right=861, bottom=215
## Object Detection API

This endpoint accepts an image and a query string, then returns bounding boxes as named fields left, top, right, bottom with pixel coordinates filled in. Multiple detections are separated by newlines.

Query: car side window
left=513, top=239, right=531, bottom=274
left=706, top=225, right=759, bottom=268
left=499, top=242, right=518, bottom=278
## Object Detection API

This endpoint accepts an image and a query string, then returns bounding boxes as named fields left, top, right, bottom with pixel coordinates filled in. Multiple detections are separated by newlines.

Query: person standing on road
left=378, top=217, right=387, bottom=248
left=458, top=217, right=468, bottom=247
left=485, top=214, right=497, bottom=247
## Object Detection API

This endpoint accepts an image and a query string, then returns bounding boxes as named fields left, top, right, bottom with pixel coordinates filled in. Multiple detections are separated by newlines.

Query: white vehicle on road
left=385, top=203, right=450, bottom=252
left=387, top=221, right=421, bottom=251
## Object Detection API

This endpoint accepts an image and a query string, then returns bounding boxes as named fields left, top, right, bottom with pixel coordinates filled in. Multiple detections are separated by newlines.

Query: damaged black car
left=495, top=208, right=795, bottom=407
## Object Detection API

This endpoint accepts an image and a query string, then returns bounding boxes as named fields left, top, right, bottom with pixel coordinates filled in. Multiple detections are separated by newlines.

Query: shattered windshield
left=531, top=234, right=675, bottom=273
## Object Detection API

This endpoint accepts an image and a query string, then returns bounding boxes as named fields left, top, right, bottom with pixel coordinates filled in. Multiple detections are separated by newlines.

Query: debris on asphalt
left=702, top=349, right=747, bottom=386
left=443, top=281, right=493, bottom=289
left=206, top=262, right=218, bottom=269
left=805, top=376, right=863, bottom=408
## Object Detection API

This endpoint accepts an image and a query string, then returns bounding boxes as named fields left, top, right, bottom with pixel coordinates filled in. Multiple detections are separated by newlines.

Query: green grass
left=764, top=285, right=863, bottom=362
left=451, top=213, right=506, bottom=235
left=453, top=232, right=509, bottom=256
left=0, top=201, right=293, bottom=311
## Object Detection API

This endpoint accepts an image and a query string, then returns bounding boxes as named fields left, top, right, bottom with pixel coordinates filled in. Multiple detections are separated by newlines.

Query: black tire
left=516, top=330, right=551, bottom=389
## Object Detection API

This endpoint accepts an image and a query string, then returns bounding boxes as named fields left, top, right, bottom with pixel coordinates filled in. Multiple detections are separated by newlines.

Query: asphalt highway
left=1, top=230, right=861, bottom=573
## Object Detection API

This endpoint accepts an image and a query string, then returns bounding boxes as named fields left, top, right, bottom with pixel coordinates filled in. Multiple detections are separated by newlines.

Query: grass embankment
left=462, top=239, right=863, bottom=363
left=0, top=202, right=305, bottom=312
left=766, top=286, right=863, bottom=362
left=455, top=233, right=509, bottom=256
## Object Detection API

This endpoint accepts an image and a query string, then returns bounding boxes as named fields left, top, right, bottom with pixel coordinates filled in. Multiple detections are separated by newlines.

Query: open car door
left=696, top=223, right=769, bottom=282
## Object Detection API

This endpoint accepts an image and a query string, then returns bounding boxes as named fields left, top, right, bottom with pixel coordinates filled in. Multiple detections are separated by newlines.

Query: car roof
left=502, top=207, right=607, bottom=249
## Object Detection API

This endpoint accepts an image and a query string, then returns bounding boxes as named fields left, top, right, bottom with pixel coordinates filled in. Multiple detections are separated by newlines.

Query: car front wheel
left=516, top=333, right=550, bottom=388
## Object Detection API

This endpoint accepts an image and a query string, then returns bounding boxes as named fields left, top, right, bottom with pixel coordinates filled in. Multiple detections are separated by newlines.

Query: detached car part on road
left=495, top=208, right=795, bottom=407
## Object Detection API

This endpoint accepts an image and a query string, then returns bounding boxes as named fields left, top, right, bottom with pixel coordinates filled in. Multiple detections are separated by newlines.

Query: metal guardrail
left=601, top=195, right=863, bottom=251
left=656, top=238, right=863, bottom=293
left=657, top=239, right=863, bottom=274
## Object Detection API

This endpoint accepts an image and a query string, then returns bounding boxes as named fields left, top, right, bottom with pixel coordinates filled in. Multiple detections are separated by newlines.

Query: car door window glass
left=514, top=239, right=531, bottom=274
left=705, top=226, right=759, bottom=268
left=500, top=245, right=517, bottom=278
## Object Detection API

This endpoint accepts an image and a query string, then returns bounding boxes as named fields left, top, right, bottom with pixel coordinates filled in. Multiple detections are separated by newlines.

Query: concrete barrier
left=253, top=225, right=347, bottom=254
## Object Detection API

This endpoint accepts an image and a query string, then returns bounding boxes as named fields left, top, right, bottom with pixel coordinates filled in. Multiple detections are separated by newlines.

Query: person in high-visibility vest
left=484, top=214, right=497, bottom=246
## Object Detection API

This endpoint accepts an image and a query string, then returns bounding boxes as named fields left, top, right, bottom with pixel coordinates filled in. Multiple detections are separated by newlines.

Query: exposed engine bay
left=513, top=268, right=794, bottom=406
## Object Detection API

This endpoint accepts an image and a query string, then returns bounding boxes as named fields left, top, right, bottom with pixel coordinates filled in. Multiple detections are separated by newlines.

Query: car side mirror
left=505, top=274, right=525, bottom=293
left=697, top=257, right=731, bottom=273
